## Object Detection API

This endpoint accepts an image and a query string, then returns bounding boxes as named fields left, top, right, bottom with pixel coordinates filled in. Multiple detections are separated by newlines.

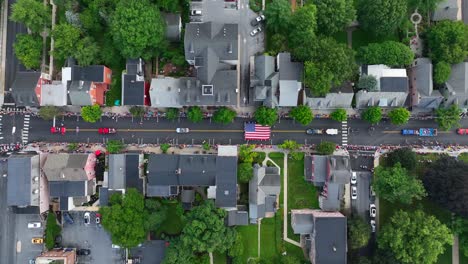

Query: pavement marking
left=341, top=120, right=348, bottom=146
left=383, top=130, right=452, bottom=134
left=22, top=115, right=31, bottom=144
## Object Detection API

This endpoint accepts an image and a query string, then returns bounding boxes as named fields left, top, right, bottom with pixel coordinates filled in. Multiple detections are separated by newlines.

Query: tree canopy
left=10, top=0, right=50, bottom=33
left=81, top=104, right=102, bottom=123
left=357, top=75, right=378, bottom=91
left=348, top=216, right=371, bottom=249
left=212, top=107, right=236, bottom=124
left=52, top=23, right=82, bottom=62
left=426, top=20, right=468, bottom=64
left=434, top=61, right=451, bottom=84
left=74, top=36, right=100, bottom=66
left=264, top=0, right=292, bottom=35
left=238, top=144, right=259, bottom=163
left=435, top=104, right=462, bottom=131
left=254, top=106, right=278, bottom=126
left=107, top=140, right=124, bottom=154
left=110, top=0, right=166, bottom=59
left=316, top=141, right=336, bottom=155
left=357, top=0, right=407, bottom=36
left=166, top=108, right=180, bottom=120
left=452, top=216, right=468, bottom=258
left=330, top=108, right=347, bottom=122
left=187, top=106, right=203, bottom=123
left=362, top=106, right=382, bottom=125
left=423, top=156, right=468, bottom=217
left=358, top=41, right=414, bottom=67
left=39, top=106, right=62, bottom=121
left=385, top=148, right=417, bottom=171
left=130, top=106, right=145, bottom=118
left=289, top=105, right=313, bottom=125
left=162, top=237, right=195, bottom=264
left=13, top=34, right=42, bottom=69
left=288, top=4, right=317, bottom=61
left=373, top=163, right=426, bottom=204
left=279, top=140, right=301, bottom=152
left=304, top=61, right=333, bottom=96
left=388, top=107, right=411, bottom=125
left=312, top=0, right=355, bottom=35
left=238, top=162, right=254, bottom=183
left=378, top=210, right=452, bottom=264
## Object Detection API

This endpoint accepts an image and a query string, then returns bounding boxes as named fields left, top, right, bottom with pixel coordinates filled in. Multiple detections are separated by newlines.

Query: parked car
left=370, top=185, right=376, bottom=197
left=77, top=249, right=91, bottom=256
left=369, top=204, right=377, bottom=218
left=98, top=128, right=116, bottom=134
left=29, top=259, right=35, bottom=264
left=351, top=186, right=357, bottom=200
left=191, top=10, right=202, bottom=16
left=50, top=126, right=66, bottom=135
left=28, top=222, right=41, bottom=228
left=250, top=27, right=262, bottom=37
left=84, top=212, right=90, bottom=225
left=95, top=213, right=101, bottom=225
left=176, top=128, right=189, bottom=133
left=112, top=244, right=121, bottom=249
left=351, top=172, right=357, bottom=185
left=370, top=220, right=376, bottom=233
left=31, top=237, right=43, bottom=244
left=457, top=128, right=468, bottom=135
left=251, top=14, right=265, bottom=26
left=63, top=212, right=74, bottom=224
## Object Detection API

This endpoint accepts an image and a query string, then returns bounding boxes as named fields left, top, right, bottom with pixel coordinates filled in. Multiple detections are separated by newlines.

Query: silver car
left=351, top=186, right=357, bottom=200
left=250, top=27, right=262, bottom=37
left=370, top=220, right=376, bottom=233
left=369, top=204, right=377, bottom=218
left=176, top=128, right=190, bottom=133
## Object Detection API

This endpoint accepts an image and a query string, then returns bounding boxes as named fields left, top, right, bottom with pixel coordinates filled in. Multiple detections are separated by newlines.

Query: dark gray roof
left=380, top=77, right=409, bottom=92
left=49, top=181, right=86, bottom=197
left=446, top=62, right=468, bottom=94
left=122, top=74, right=145, bottom=105
left=254, top=55, right=275, bottom=83
left=125, top=154, right=143, bottom=192
left=99, top=187, right=109, bottom=206
left=181, top=189, right=195, bottom=203
left=215, top=156, right=237, bottom=208
left=278, top=53, right=303, bottom=81
left=291, top=211, right=314, bottom=234
left=68, top=80, right=92, bottom=105
left=432, top=0, right=460, bottom=21
left=163, top=13, right=182, bottom=42
left=71, top=65, right=105, bottom=82
left=147, top=185, right=178, bottom=197
left=314, top=216, right=347, bottom=264
left=249, top=164, right=281, bottom=219
left=304, top=155, right=327, bottom=185
left=320, top=183, right=342, bottom=211
left=11, top=72, right=41, bottom=107
left=412, top=58, right=433, bottom=96
left=252, top=55, right=280, bottom=108
left=7, top=155, right=40, bottom=207
left=109, top=154, right=126, bottom=190
left=130, top=240, right=167, bottom=264
left=265, top=196, right=276, bottom=213
left=227, top=209, right=249, bottom=226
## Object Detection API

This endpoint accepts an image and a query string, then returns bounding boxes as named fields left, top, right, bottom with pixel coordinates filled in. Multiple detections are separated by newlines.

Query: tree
left=408, top=0, right=445, bottom=17
left=304, top=61, right=333, bottom=96
left=264, top=0, right=291, bottom=35
left=388, top=107, right=410, bottom=125
left=386, top=148, right=417, bottom=171
left=81, top=104, right=102, bottom=123
left=373, top=163, right=426, bottom=204
left=423, top=156, right=468, bottom=217
left=426, top=21, right=468, bottom=64
left=434, top=61, right=451, bottom=84
left=145, top=199, right=168, bottom=232
left=378, top=210, right=452, bottom=264
left=52, top=23, right=82, bottom=61
left=290, top=106, right=313, bottom=125
left=238, top=162, right=253, bottom=183
left=452, top=216, right=468, bottom=258
left=45, top=211, right=61, bottom=250
left=288, top=4, right=317, bottom=61
left=254, top=106, right=278, bottom=126
left=212, top=107, right=236, bottom=124
left=163, top=237, right=195, bottom=264
left=13, top=34, right=42, bottom=69
left=357, top=41, right=414, bottom=67
left=313, top=0, right=355, bottom=35
left=160, top=143, right=171, bottom=153
left=181, top=200, right=237, bottom=253
left=330, top=108, right=347, bottom=122
left=357, top=75, right=378, bottom=91
left=279, top=140, right=301, bottom=152
left=348, top=216, right=371, bottom=249
left=10, top=0, right=50, bottom=33
left=435, top=104, right=462, bottom=131
left=166, top=108, right=180, bottom=120
left=229, top=232, right=244, bottom=258
left=74, top=37, right=100, bottom=66
left=268, top=34, right=288, bottom=55
left=39, top=106, right=62, bottom=121
left=130, top=106, right=145, bottom=118
left=362, top=106, right=382, bottom=125
left=316, top=141, right=336, bottom=155
left=111, top=0, right=166, bottom=59
left=357, top=0, right=407, bottom=36
left=202, top=141, right=210, bottom=151
left=238, top=145, right=259, bottom=163
left=187, top=106, right=203, bottom=123
left=157, top=0, right=179, bottom=12
left=107, top=140, right=124, bottom=154
left=100, top=189, right=149, bottom=248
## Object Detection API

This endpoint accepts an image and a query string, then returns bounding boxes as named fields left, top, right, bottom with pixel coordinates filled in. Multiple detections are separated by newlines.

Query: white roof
left=61, top=67, right=71, bottom=87
left=218, top=145, right=238, bottom=157
left=366, top=64, right=407, bottom=79
left=40, top=82, right=67, bottom=106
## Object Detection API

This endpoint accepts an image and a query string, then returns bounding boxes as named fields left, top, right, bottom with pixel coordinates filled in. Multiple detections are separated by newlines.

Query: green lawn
left=213, top=251, right=227, bottom=264
left=333, top=27, right=399, bottom=51
left=457, top=153, right=468, bottom=163
left=157, top=202, right=184, bottom=236
left=237, top=224, right=259, bottom=263
left=260, top=218, right=279, bottom=262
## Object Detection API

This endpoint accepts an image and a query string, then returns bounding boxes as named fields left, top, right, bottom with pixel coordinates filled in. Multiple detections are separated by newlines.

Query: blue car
left=63, top=212, right=74, bottom=224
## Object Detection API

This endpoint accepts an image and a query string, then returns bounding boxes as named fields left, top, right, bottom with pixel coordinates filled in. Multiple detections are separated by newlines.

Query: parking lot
left=61, top=211, right=124, bottom=264
left=14, top=214, right=44, bottom=264
left=349, top=151, right=376, bottom=224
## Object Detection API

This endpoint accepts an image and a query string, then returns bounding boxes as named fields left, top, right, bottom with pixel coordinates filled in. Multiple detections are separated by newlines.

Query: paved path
left=453, top=235, right=459, bottom=264
left=281, top=153, right=301, bottom=247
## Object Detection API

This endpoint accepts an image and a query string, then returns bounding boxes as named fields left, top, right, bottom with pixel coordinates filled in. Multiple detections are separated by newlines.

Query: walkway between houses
left=453, top=235, right=459, bottom=264
left=280, top=153, right=301, bottom=247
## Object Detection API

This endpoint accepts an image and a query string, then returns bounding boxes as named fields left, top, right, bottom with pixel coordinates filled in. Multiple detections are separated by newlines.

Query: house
left=64, top=65, right=112, bottom=106
left=130, top=240, right=167, bottom=264
left=441, top=62, right=468, bottom=109
left=409, top=58, right=443, bottom=111
left=432, top=0, right=462, bottom=22
left=249, top=164, right=281, bottom=223
left=150, top=22, right=238, bottom=107
left=291, top=209, right=347, bottom=264
left=304, top=82, right=354, bottom=110
left=35, top=248, right=77, bottom=264
left=122, top=59, right=147, bottom=106
left=40, top=81, right=68, bottom=106
left=304, top=155, right=351, bottom=211
left=277, top=53, right=303, bottom=107
left=162, top=13, right=182, bottom=42
left=355, top=65, right=409, bottom=108
left=42, top=153, right=96, bottom=211
left=11, top=71, right=50, bottom=107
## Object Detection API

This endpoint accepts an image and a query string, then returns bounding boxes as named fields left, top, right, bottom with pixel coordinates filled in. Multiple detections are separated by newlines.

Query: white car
left=84, top=212, right=90, bottom=225
left=369, top=204, right=377, bottom=218
left=250, top=27, right=262, bottom=37
left=191, top=10, right=202, bottom=16
left=370, top=220, right=376, bottom=233
left=176, top=128, right=189, bottom=133
left=28, top=222, right=41, bottom=228
left=351, top=172, right=357, bottom=185
left=351, top=186, right=357, bottom=200
left=251, top=14, right=265, bottom=26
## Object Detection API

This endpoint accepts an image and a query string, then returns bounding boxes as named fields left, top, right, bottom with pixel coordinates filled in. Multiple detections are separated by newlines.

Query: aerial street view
left=2, top=0, right=468, bottom=263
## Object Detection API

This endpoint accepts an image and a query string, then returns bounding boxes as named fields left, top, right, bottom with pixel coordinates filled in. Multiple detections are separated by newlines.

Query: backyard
left=156, top=201, right=184, bottom=237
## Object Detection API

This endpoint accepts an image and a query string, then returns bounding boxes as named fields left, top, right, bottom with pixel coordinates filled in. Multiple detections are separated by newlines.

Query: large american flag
left=244, top=123, right=271, bottom=140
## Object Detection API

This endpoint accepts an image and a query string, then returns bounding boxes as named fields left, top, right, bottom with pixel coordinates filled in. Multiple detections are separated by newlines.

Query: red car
left=50, top=127, right=66, bottom=135
left=98, top=128, right=116, bottom=134
left=457, top=128, right=468, bottom=135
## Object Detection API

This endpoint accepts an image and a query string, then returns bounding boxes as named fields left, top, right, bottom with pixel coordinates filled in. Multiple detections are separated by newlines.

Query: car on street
left=29, top=259, right=35, bottom=264
left=50, top=126, right=66, bottom=135
left=31, top=237, right=43, bottom=244
left=63, top=212, right=74, bottom=224
left=351, top=172, right=357, bottom=185
left=176, top=128, right=189, bottom=133
left=251, top=14, right=265, bottom=26
left=77, top=249, right=91, bottom=256
left=191, top=10, right=202, bottom=16
left=250, top=27, right=262, bottom=37
left=95, top=213, right=101, bottom=225
left=28, top=222, right=41, bottom=228
left=351, top=186, right=357, bottom=200
left=98, top=127, right=116, bottom=134
left=84, top=212, right=90, bottom=225
left=457, top=128, right=468, bottom=135
left=370, top=185, right=376, bottom=197
left=370, top=220, right=376, bottom=233
left=369, top=204, right=377, bottom=218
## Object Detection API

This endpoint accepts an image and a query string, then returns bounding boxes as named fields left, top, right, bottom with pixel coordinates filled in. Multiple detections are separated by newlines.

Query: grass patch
left=157, top=202, right=184, bottom=236
left=268, top=152, right=284, bottom=159
left=237, top=224, right=259, bottom=262
left=260, top=218, right=278, bottom=262
left=333, top=27, right=400, bottom=51
left=254, top=151, right=267, bottom=164
left=45, top=211, right=61, bottom=250
left=458, top=153, right=468, bottom=163
left=213, top=251, right=227, bottom=264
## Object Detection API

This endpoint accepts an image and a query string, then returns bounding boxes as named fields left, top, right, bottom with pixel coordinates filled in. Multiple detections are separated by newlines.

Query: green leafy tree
left=289, top=4, right=317, bottom=61
left=362, top=106, right=382, bottom=125
left=100, top=189, right=149, bottom=248
left=426, top=20, right=468, bottom=64
left=348, top=216, right=371, bottom=249
left=316, top=141, right=336, bottom=155
left=238, top=162, right=253, bottom=184
left=202, top=141, right=210, bottom=151
left=166, top=108, right=180, bottom=120
left=408, top=0, right=445, bottom=17
left=264, top=0, right=291, bottom=35
left=452, top=216, right=468, bottom=257
left=39, top=106, right=62, bottom=121
left=373, top=163, right=426, bottom=204
left=388, top=107, right=410, bottom=125
left=435, top=104, right=462, bottom=131
left=358, top=41, right=414, bottom=67
left=434, top=61, right=451, bottom=84
left=45, top=211, right=61, bottom=250
left=268, top=34, right=288, bottom=55
left=313, top=0, right=355, bottom=35
left=304, top=61, right=333, bottom=96
left=157, top=0, right=179, bottom=12
left=81, top=104, right=102, bottom=123
left=163, top=237, right=195, bottom=264
left=357, top=0, right=407, bottom=36
left=238, top=145, right=259, bottom=163
left=74, top=37, right=100, bottom=66
left=212, top=107, right=236, bottom=124
left=145, top=199, right=168, bottom=232
left=378, top=210, right=452, bottom=264
left=111, top=0, right=166, bottom=59
left=289, top=105, right=313, bottom=125
left=130, top=106, right=145, bottom=118
left=187, top=106, right=203, bottom=123
left=357, top=75, right=378, bottom=91
left=254, top=106, right=278, bottom=126
left=107, top=140, right=124, bottom=154
left=160, top=143, right=171, bottom=153
left=10, top=0, right=50, bottom=33
left=386, top=148, right=417, bottom=171
left=52, top=23, right=82, bottom=61
left=330, top=108, right=347, bottom=122
left=229, top=232, right=244, bottom=258
left=13, top=34, right=42, bottom=69
left=279, top=140, right=301, bottom=152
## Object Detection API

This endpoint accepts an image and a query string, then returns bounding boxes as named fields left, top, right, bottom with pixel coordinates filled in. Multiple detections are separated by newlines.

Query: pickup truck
left=401, top=128, right=437, bottom=136
left=306, top=128, right=339, bottom=135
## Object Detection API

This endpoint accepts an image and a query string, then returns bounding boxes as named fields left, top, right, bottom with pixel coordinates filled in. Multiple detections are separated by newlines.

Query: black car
left=77, top=249, right=91, bottom=256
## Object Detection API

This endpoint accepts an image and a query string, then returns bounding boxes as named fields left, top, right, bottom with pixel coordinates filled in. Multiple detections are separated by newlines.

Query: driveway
left=61, top=211, right=124, bottom=264
left=14, top=214, right=44, bottom=264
